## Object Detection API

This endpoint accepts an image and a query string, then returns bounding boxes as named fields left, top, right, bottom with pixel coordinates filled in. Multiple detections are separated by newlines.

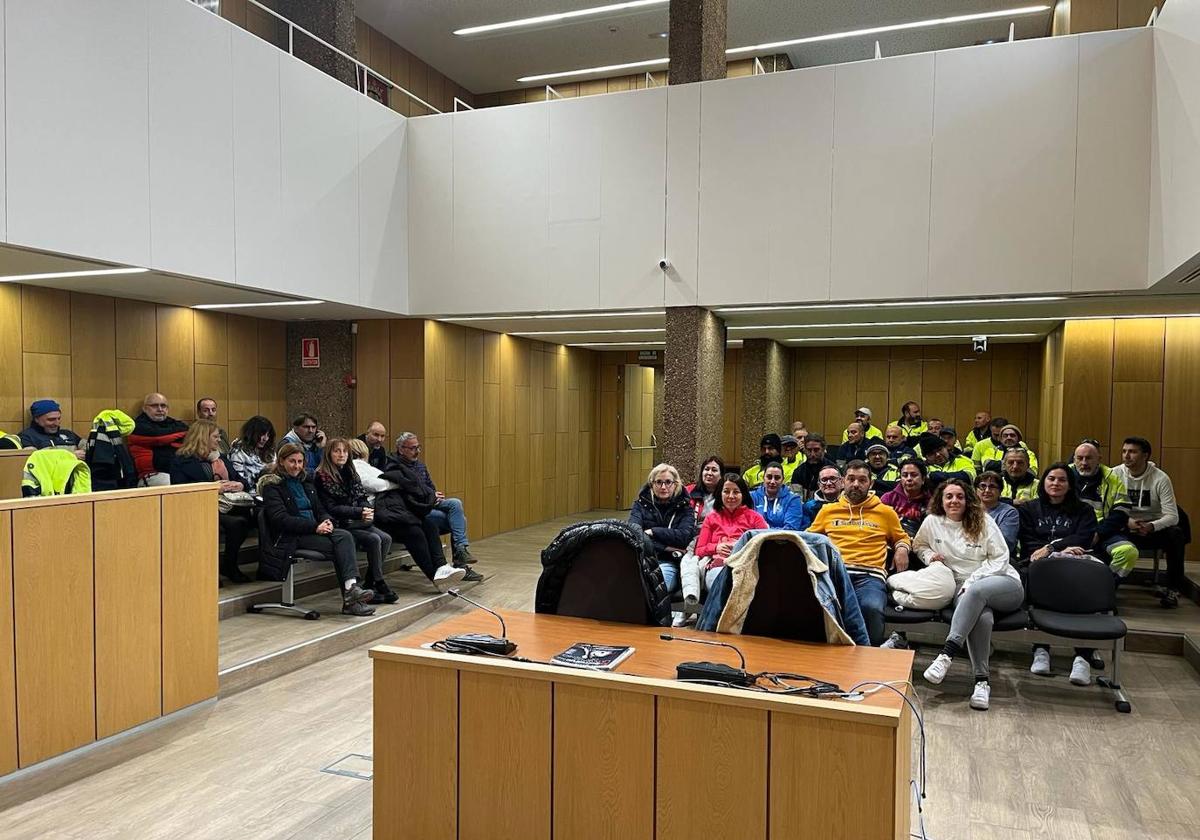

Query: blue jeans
left=427, top=497, right=469, bottom=549
left=851, top=574, right=888, bottom=646
left=658, top=560, right=681, bottom=596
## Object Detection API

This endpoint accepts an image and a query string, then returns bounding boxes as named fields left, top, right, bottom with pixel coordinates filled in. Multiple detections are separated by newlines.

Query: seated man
left=919, top=433, right=976, bottom=488
left=964, top=410, right=992, bottom=451
left=995, top=424, right=1038, bottom=474
left=926, top=418, right=945, bottom=437
left=394, top=432, right=477, bottom=569
left=938, top=426, right=962, bottom=455
left=865, top=444, right=899, bottom=494
left=1071, top=441, right=1135, bottom=580
left=836, top=422, right=871, bottom=466
left=800, top=464, right=843, bottom=528
left=1000, top=447, right=1037, bottom=503
left=840, top=407, right=883, bottom=443
left=779, top=434, right=802, bottom=484
left=808, top=460, right=911, bottom=646
left=970, top=416, right=1009, bottom=470
left=195, top=397, right=229, bottom=452
left=895, top=401, right=928, bottom=444
left=357, top=420, right=391, bottom=470
left=281, top=413, right=326, bottom=476
left=790, top=434, right=837, bottom=497
left=1111, top=436, right=1189, bottom=608
left=883, top=424, right=916, bottom=462
left=18, top=399, right=82, bottom=454
left=127, top=393, right=189, bottom=486
left=741, top=433, right=782, bottom=489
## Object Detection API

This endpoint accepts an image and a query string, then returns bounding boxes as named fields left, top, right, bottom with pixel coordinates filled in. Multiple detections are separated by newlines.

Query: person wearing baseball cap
left=866, top=443, right=900, bottom=493
left=841, top=407, right=884, bottom=444
left=779, top=434, right=802, bottom=484
left=742, top=433, right=782, bottom=489
left=19, top=399, right=83, bottom=454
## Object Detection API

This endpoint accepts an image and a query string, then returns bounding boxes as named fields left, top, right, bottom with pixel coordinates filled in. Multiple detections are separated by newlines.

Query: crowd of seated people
left=625, top=403, right=1191, bottom=710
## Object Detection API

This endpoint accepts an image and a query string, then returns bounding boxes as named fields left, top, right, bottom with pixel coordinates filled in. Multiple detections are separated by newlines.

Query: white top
left=911, top=514, right=1019, bottom=589
left=352, top=459, right=398, bottom=498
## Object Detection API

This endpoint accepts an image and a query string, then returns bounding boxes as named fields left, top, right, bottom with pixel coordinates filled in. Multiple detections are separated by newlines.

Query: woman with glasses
left=975, top=471, right=1018, bottom=558
left=629, top=464, right=696, bottom=625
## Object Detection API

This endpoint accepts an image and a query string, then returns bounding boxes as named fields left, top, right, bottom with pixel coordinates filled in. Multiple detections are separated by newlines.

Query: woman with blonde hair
left=169, top=419, right=253, bottom=584
left=629, top=463, right=696, bottom=624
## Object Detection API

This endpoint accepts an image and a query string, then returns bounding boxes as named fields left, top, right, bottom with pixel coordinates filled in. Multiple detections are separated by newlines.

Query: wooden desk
left=0, top=450, right=27, bottom=500
left=371, top=611, right=915, bottom=840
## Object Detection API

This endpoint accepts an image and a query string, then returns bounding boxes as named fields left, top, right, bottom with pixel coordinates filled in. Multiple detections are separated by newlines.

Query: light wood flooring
left=2, top=510, right=1199, bottom=839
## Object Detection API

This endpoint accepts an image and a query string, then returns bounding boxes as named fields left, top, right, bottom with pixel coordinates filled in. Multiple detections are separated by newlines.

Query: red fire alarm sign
left=302, top=338, right=320, bottom=368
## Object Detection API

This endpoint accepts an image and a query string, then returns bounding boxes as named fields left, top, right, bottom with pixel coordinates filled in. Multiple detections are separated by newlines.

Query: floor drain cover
left=321, top=753, right=373, bottom=781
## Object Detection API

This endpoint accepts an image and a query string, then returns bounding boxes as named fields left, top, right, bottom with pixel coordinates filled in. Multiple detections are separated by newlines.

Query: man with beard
left=790, top=434, right=838, bottom=498
left=742, top=433, right=782, bottom=489
left=865, top=444, right=900, bottom=494
left=808, top=460, right=912, bottom=645
left=1000, top=447, right=1038, bottom=503
left=964, top=410, right=992, bottom=451
left=895, top=401, right=928, bottom=444
left=1070, top=440, right=1136, bottom=580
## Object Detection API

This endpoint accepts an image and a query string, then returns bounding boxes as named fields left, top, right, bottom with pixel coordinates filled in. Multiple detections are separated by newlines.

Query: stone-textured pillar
left=668, top=0, right=728, bottom=85
left=275, top=0, right=357, bottom=87
left=286, top=321, right=355, bottom=438
left=738, top=339, right=793, bottom=469
left=663, top=307, right=726, bottom=484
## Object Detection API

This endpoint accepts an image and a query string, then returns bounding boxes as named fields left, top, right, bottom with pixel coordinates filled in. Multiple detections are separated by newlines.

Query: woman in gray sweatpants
left=913, top=478, right=1025, bottom=711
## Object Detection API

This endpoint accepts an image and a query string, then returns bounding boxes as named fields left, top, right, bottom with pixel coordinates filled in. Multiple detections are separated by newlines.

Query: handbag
left=218, top=490, right=255, bottom=514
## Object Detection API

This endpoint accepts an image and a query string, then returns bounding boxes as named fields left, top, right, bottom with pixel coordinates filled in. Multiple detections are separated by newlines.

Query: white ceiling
left=354, top=0, right=1055, bottom=94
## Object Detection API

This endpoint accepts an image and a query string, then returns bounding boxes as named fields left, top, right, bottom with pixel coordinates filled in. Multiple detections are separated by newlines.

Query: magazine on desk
left=550, top=642, right=635, bottom=671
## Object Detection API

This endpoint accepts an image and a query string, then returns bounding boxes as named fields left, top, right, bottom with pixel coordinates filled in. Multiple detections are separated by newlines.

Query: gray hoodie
left=1111, top=461, right=1178, bottom=531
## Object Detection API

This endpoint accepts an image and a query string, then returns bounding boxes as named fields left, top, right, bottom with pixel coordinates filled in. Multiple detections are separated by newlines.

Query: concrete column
left=737, top=338, right=793, bottom=469
left=668, top=0, right=728, bottom=85
left=663, top=306, right=726, bottom=484
left=286, top=321, right=355, bottom=438
left=275, top=0, right=358, bottom=87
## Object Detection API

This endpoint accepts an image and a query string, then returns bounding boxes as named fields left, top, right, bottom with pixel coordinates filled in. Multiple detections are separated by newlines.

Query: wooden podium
left=371, top=610, right=915, bottom=840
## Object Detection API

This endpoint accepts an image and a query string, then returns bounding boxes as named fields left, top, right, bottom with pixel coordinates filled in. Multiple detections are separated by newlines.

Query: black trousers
left=381, top=518, right=447, bottom=582
left=1128, top=526, right=1187, bottom=589
left=218, top=512, right=251, bottom=571
left=295, top=530, right=359, bottom=589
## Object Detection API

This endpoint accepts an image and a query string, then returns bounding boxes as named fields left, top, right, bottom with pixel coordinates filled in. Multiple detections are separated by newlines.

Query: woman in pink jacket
left=694, top=473, right=768, bottom=592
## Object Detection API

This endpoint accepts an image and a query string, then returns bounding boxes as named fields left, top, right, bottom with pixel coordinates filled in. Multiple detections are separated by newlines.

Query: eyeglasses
left=1079, top=438, right=1101, bottom=448
left=977, top=482, right=1000, bottom=491
left=818, top=477, right=841, bottom=485
left=652, top=479, right=676, bottom=487
left=401, top=444, right=421, bottom=451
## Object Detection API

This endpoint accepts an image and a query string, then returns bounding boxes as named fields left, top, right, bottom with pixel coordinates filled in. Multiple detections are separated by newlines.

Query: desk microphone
left=441, top=589, right=517, bottom=656
left=659, top=634, right=754, bottom=687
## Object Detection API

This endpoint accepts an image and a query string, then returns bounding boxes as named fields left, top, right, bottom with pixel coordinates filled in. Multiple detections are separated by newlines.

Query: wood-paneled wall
left=0, top=283, right=287, bottom=440
left=355, top=321, right=599, bottom=540
left=1040, top=325, right=1065, bottom=464
left=1052, top=0, right=1161, bottom=34
left=791, top=344, right=1045, bottom=455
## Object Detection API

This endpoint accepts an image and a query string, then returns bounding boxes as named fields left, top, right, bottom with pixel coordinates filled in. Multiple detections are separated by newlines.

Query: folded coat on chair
left=886, top=562, right=957, bottom=609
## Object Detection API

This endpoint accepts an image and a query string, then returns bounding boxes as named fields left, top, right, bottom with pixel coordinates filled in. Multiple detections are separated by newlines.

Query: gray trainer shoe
left=453, top=546, right=476, bottom=566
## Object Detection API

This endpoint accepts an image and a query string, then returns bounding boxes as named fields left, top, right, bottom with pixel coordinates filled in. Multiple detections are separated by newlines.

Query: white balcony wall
left=0, top=0, right=409, bottom=313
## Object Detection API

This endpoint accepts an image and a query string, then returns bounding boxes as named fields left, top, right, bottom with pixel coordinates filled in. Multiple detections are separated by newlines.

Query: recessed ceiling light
left=715, top=296, right=1067, bottom=314
left=729, top=317, right=1060, bottom=331
left=0, top=266, right=149, bottom=282
left=650, top=31, right=668, bottom=39
left=445, top=310, right=665, bottom=321
left=455, top=0, right=668, bottom=37
left=786, top=332, right=1043, bottom=343
left=517, top=5, right=1049, bottom=82
left=570, top=341, right=667, bottom=347
left=515, top=327, right=666, bottom=336
left=193, top=299, right=324, bottom=309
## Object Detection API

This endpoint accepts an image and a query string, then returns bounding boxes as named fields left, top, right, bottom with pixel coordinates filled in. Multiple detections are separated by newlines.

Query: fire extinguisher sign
left=302, top=338, right=320, bottom=368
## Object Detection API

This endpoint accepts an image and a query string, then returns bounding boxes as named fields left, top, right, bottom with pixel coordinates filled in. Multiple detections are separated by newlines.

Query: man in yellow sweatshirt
left=808, top=460, right=911, bottom=646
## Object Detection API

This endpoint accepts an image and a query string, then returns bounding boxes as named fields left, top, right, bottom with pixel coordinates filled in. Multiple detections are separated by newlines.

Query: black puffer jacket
left=256, top=471, right=330, bottom=581
left=314, top=464, right=370, bottom=527
left=372, top=459, right=438, bottom=529
left=628, top=485, right=696, bottom=563
left=535, top=519, right=671, bottom=626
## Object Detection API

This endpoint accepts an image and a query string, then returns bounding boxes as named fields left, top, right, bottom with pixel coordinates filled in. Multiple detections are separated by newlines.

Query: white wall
left=1151, top=0, right=1200, bottom=282
left=0, top=0, right=410, bottom=313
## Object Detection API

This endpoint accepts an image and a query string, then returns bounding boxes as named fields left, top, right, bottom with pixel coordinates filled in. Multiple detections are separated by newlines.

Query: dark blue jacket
left=628, top=485, right=696, bottom=562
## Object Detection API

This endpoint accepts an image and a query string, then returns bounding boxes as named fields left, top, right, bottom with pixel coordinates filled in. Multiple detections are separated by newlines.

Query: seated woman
left=1000, top=447, right=1038, bottom=503
left=681, top=455, right=724, bottom=615
left=169, top=419, right=253, bottom=585
left=257, top=444, right=376, bottom=616
left=629, top=463, right=696, bottom=626
left=228, top=415, right=276, bottom=487
left=694, top=473, right=767, bottom=595
left=749, top=463, right=804, bottom=531
left=315, top=438, right=397, bottom=604
left=347, top=438, right=398, bottom=497
left=880, top=459, right=931, bottom=537
left=915, top=479, right=1024, bottom=711
left=1018, top=463, right=1100, bottom=686
left=975, top=471, right=1018, bottom=558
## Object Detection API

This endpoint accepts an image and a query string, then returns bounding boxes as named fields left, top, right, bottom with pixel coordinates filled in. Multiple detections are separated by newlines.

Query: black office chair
left=1027, top=555, right=1130, bottom=713
left=741, top=539, right=827, bottom=642
left=554, top=536, right=656, bottom=625
left=247, top=510, right=323, bottom=620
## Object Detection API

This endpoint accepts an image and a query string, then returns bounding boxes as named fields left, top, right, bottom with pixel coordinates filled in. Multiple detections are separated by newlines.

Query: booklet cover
left=550, top=642, right=635, bottom=671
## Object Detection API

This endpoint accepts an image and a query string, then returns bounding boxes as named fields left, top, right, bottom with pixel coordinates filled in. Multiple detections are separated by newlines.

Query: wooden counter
left=0, top=450, right=27, bottom=500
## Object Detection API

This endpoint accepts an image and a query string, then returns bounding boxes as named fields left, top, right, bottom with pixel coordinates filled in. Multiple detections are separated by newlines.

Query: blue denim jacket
left=697, top=529, right=870, bottom=645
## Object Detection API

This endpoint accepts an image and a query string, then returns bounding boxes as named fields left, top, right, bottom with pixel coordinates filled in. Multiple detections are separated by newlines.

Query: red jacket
left=694, top=505, right=768, bottom=568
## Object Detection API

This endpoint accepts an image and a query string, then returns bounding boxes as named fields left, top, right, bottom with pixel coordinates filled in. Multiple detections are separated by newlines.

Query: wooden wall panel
left=22, top=352, right=72, bottom=424
left=1062, top=320, right=1114, bottom=448
left=1113, top=318, right=1165, bottom=382
left=258, top=366, right=287, bottom=440
left=226, top=316, right=260, bottom=423
left=20, top=287, right=70, bottom=355
left=117, top=358, right=159, bottom=418
left=116, top=300, right=158, bottom=361
left=354, top=319, right=390, bottom=433
left=1163, top=318, right=1200, bottom=449
left=13, top=503, right=95, bottom=767
left=94, top=496, right=162, bottom=739
left=156, top=307, right=196, bottom=420
left=0, top=512, right=16, bottom=776
left=161, top=491, right=219, bottom=714
left=192, top=311, right=228, bottom=367
left=257, top=320, right=286, bottom=370
left=194, top=364, right=229, bottom=413
left=1110, top=382, right=1163, bottom=464
left=70, top=293, right=117, bottom=423
left=0, top=286, right=23, bottom=425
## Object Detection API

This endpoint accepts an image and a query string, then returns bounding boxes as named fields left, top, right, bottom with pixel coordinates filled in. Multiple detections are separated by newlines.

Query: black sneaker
left=342, top=600, right=376, bottom=617
left=373, top=582, right=400, bottom=604
left=453, top=546, right=476, bottom=566
left=461, top=568, right=484, bottom=582
left=1160, top=589, right=1180, bottom=609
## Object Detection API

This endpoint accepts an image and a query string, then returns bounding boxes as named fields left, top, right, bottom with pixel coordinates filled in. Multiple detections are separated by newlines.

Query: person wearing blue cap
left=19, top=399, right=83, bottom=454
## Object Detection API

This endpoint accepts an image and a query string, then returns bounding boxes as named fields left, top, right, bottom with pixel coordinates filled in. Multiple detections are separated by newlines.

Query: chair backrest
left=1027, top=555, right=1116, bottom=614
left=555, top=535, right=652, bottom=625
left=741, top=539, right=827, bottom=642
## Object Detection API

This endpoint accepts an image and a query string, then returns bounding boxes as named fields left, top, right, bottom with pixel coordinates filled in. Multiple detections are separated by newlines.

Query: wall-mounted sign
left=637, top=350, right=660, bottom=363
left=302, top=338, right=320, bottom=368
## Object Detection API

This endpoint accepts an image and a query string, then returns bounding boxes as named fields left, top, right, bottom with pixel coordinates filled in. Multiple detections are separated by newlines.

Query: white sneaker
left=671, top=610, right=686, bottom=628
left=969, top=681, right=991, bottom=711
left=880, top=631, right=909, bottom=650
left=923, top=654, right=952, bottom=685
left=1030, top=648, right=1052, bottom=676
left=1069, top=656, right=1093, bottom=686
left=433, top=564, right=467, bottom=591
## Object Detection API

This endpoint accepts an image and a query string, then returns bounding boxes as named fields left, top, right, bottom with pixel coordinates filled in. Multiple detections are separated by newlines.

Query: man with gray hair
left=395, top=432, right=477, bottom=569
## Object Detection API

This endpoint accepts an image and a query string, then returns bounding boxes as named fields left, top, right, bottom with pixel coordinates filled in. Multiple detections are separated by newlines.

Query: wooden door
left=619, top=365, right=658, bottom=509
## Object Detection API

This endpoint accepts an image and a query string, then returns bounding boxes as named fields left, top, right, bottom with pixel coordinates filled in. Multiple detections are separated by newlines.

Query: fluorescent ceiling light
left=570, top=341, right=667, bottom=347
left=729, top=317, right=1060, bottom=331
left=516, top=328, right=665, bottom=336
left=715, top=296, right=1067, bottom=314
left=726, top=6, right=1051, bottom=55
left=517, top=5, right=1049, bottom=83
left=446, top=310, right=665, bottom=321
left=0, top=266, right=149, bottom=282
left=193, top=299, right=324, bottom=310
left=1065, top=313, right=1200, bottom=320
left=787, top=332, right=1042, bottom=343
left=456, top=0, right=667, bottom=37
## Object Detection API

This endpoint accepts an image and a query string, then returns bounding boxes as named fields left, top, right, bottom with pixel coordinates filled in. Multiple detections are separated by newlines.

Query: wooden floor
left=2, top=510, right=1199, bottom=839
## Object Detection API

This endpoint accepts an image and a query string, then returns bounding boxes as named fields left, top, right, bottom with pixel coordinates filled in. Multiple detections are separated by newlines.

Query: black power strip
left=676, top=660, right=755, bottom=687
left=442, top=633, right=516, bottom=655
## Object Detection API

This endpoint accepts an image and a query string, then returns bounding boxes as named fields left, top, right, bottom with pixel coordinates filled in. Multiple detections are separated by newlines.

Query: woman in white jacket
left=913, top=478, right=1024, bottom=711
